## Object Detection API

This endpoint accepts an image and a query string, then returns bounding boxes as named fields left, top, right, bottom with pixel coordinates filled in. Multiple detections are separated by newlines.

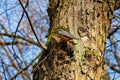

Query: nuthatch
left=52, top=29, right=78, bottom=42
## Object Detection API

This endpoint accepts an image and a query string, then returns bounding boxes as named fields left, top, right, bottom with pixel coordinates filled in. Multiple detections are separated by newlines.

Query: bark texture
left=33, top=0, right=120, bottom=80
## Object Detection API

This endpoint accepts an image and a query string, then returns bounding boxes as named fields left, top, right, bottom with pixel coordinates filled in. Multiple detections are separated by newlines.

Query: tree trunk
left=33, top=0, right=120, bottom=80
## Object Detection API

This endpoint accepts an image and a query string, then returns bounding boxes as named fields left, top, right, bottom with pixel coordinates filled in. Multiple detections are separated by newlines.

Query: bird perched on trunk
left=52, top=29, right=79, bottom=42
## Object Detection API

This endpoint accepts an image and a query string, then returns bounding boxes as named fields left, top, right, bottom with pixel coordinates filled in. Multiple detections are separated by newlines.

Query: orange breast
left=60, top=36, right=70, bottom=41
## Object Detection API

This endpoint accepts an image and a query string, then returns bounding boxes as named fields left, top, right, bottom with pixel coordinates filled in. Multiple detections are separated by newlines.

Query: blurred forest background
left=0, top=0, right=120, bottom=80
left=0, top=0, right=49, bottom=79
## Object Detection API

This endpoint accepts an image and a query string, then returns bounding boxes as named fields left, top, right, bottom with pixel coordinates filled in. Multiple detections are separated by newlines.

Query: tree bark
left=33, top=0, right=120, bottom=80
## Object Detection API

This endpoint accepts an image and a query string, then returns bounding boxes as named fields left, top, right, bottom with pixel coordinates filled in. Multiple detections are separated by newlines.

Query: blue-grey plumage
left=56, top=29, right=75, bottom=39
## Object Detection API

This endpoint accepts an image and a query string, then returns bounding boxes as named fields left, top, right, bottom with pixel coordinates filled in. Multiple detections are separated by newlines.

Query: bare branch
left=0, top=40, right=29, bottom=46
left=1, top=24, right=10, bottom=34
left=10, top=52, right=41, bottom=80
left=3, top=47, right=19, bottom=70
left=0, top=33, right=39, bottom=47
left=18, top=0, right=47, bottom=50
left=107, top=25, right=120, bottom=39
left=107, top=62, right=120, bottom=73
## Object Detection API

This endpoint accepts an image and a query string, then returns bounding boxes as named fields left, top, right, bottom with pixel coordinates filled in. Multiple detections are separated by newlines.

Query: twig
left=106, top=40, right=120, bottom=48
left=11, top=0, right=29, bottom=68
left=0, top=33, right=39, bottom=47
left=18, top=0, right=47, bottom=50
left=0, top=40, right=29, bottom=46
left=32, top=52, right=50, bottom=72
left=10, top=52, right=41, bottom=80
